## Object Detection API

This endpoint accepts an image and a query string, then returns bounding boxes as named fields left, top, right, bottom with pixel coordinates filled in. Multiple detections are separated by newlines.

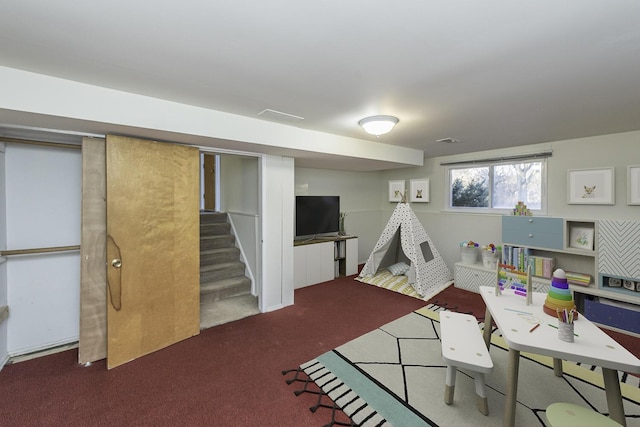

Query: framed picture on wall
left=627, top=165, right=640, bottom=205
left=388, top=180, right=405, bottom=202
left=569, top=226, right=594, bottom=250
left=567, top=167, right=615, bottom=205
left=409, top=178, right=429, bottom=203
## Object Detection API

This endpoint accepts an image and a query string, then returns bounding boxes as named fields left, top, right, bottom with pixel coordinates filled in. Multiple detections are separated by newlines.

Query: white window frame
left=443, top=157, right=548, bottom=215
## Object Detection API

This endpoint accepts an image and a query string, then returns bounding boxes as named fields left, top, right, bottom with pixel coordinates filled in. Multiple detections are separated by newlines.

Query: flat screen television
left=295, top=196, right=340, bottom=237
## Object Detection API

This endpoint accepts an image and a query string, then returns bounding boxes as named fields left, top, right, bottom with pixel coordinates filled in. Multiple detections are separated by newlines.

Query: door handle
left=107, top=235, right=122, bottom=311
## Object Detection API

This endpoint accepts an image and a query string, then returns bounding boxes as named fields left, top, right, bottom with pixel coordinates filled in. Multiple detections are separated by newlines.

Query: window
left=446, top=157, right=547, bottom=213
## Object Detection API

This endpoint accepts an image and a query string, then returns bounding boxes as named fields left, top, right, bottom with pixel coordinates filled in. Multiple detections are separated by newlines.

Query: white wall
left=5, top=143, right=82, bottom=356
left=399, top=131, right=640, bottom=270
left=296, top=130, right=640, bottom=274
left=0, top=142, right=8, bottom=367
left=220, top=155, right=259, bottom=214
left=261, top=155, right=294, bottom=311
left=294, top=167, right=382, bottom=263
left=220, top=154, right=260, bottom=293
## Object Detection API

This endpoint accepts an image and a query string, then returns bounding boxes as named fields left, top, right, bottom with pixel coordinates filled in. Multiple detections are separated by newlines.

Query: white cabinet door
left=598, top=220, right=640, bottom=279
left=307, top=242, right=334, bottom=284
left=454, top=263, right=496, bottom=293
left=293, top=246, right=307, bottom=288
left=294, top=241, right=334, bottom=288
left=345, top=238, right=359, bottom=276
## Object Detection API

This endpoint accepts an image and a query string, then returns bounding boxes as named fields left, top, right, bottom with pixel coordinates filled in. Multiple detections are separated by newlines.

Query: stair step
left=200, top=222, right=231, bottom=237
left=200, top=234, right=235, bottom=250
left=201, top=247, right=241, bottom=265
left=200, top=276, right=252, bottom=299
left=200, top=261, right=246, bottom=283
left=200, top=293, right=259, bottom=329
left=199, top=211, right=255, bottom=328
left=200, top=212, right=228, bottom=224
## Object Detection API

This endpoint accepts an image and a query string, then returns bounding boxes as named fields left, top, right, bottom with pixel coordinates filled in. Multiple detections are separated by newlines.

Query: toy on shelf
left=543, top=269, right=578, bottom=319
left=512, top=201, right=532, bottom=216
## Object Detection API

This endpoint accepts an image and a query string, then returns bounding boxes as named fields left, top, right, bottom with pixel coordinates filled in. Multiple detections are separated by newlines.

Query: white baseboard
left=0, top=352, right=9, bottom=372
left=9, top=341, right=78, bottom=364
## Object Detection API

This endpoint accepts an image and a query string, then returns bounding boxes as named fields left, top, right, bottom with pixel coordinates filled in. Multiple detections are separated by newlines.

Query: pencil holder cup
left=558, top=321, right=574, bottom=343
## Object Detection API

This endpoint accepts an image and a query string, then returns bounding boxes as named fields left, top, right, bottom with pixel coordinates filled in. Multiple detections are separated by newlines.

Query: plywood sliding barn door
left=106, top=135, right=200, bottom=369
left=79, top=137, right=107, bottom=364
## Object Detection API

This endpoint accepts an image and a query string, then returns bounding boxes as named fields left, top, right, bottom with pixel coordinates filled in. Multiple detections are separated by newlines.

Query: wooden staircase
left=200, top=211, right=259, bottom=329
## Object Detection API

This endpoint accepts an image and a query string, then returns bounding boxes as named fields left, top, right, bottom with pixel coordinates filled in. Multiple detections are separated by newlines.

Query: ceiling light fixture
left=358, top=115, right=399, bottom=136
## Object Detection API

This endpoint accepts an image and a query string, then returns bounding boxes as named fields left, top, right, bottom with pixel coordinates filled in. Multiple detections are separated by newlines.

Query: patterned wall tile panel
left=598, top=220, right=640, bottom=279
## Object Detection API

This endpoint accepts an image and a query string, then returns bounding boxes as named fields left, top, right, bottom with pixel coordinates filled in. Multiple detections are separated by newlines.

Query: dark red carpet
left=0, top=276, right=426, bottom=426
left=0, top=277, right=637, bottom=426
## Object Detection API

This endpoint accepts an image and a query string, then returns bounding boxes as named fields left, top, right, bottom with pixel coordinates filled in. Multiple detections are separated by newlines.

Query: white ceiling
left=1, top=1, right=640, bottom=168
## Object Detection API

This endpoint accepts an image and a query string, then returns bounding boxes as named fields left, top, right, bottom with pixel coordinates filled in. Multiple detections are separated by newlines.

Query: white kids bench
left=440, top=311, right=494, bottom=415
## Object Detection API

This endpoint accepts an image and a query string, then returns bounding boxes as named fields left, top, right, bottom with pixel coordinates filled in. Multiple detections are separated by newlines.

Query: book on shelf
left=535, top=256, right=555, bottom=278
left=501, top=245, right=554, bottom=278
left=565, top=271, right=592, bottom=287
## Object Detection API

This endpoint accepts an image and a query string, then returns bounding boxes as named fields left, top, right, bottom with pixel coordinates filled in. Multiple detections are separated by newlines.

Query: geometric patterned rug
left=285, top=304, right=640, bottom=427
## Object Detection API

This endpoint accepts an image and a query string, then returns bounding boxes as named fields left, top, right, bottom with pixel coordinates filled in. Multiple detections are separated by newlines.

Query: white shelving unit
left=454, top=217, right=595, bottom=295
left=500, top=216, right=597, bottom=292
left=501, top=216, right=640, bottom=335
left=293, top=236, right=358, bottom=289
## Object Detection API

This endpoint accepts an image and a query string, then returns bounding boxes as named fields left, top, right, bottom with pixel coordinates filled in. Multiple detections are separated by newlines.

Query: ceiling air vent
left=437, top=137, right=460, bottom=144
left=258, top=109, right=304, bottom=124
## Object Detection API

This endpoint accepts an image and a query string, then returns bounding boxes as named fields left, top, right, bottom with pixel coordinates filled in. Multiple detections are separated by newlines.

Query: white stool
left=440, top=311, right=494, bottom=415
left=546, top=403, right=623, bottom=427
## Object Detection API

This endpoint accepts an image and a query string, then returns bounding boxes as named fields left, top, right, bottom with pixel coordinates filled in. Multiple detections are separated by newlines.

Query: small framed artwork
left=627, top=165, right=640, bottom=205
left=388, top=180, right=405, bottom=202
left=567, top=167, right=615, bottom=205
left=569, top=226, right=594, bottom=250
left=409, top=178, right=429, bottom=203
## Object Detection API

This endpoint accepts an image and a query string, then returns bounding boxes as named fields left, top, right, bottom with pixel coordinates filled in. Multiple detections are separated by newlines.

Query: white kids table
left=479, top=286, right=640, bottom=427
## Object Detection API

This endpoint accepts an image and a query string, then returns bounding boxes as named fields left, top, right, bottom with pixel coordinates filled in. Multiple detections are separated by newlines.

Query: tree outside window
left=451, top=167, right=489, bottom=207
left=449, top=160, right=544, bottom=212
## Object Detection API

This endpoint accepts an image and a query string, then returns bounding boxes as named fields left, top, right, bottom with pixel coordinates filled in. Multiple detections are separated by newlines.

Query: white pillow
left=387, top=262, right=410, bottom=276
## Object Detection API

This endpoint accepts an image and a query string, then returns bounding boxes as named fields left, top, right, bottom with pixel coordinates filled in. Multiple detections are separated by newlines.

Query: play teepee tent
left=358, top=202, right=452, bottom=298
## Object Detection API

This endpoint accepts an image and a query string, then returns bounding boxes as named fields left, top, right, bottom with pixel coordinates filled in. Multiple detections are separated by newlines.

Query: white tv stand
left=293, top=236, right=358, bottom=289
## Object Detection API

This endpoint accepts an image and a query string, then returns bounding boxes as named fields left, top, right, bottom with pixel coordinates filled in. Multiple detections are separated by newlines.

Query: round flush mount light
left=358, top=115, right=399, bottom=136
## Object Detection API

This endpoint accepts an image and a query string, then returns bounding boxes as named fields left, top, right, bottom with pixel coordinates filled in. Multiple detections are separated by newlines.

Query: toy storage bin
left=583, top=297, right=640, bottom=334
left=460, top=246, right=478, bottom=264
left=481, top=250, right=499, bottom=269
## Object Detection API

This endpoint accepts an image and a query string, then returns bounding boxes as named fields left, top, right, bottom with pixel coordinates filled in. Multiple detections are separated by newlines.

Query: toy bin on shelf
left=583, top=297, right=640, bottom=335
left=481, top=251, right=499, bottom=269
left=460, top=246, right=478, bottom=264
